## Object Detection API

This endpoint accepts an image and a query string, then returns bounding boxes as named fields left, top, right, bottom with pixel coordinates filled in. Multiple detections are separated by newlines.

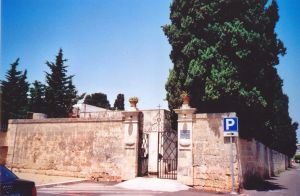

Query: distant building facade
left=72, top=103, right=109, bottom=118
left=296, top=144, right=300, bottom=155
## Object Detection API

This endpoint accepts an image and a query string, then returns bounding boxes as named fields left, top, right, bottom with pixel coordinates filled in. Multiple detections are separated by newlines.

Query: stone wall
left=3, top=109, right=173, bottom=180
left=3, top=105, right=290, bottom=192
left=5, top=112, right=124, bottom=181
left=0, top=132, right=7, bottom=146
left=0, top=132, right=7, bottom=164
left=271, top=150, right=288, bottom=175
left=238, top=139, right=288, bottom=186
left=238, top=139, right=270, bottom=184
left=192, top=113, right=239, bottom=192
left=191, top=112, right=289, bottom=193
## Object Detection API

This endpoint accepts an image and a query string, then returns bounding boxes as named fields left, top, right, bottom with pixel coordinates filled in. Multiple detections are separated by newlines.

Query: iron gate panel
left=138, top=133, right=149, bottom=176
left=158, top=130, right=178, bottom=179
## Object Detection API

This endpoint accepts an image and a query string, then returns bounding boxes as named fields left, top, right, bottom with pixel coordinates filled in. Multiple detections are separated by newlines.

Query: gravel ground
left=14, top=172, right=86, bottom=186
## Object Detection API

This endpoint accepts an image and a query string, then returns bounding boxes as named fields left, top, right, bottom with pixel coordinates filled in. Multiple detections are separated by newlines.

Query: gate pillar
left=122, top=105, right=140, bottom=180
left=174, top=104, right=196, bottom=185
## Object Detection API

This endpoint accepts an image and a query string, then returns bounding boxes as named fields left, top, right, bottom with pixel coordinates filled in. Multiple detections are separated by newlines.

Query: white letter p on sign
left=225, top=119, right=235, bottom=130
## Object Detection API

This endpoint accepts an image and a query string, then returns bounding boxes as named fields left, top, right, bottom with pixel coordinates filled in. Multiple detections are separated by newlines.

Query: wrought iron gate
left=158, top=130, right=178, bottom=179
left=138, top=133, right=149, bottom=176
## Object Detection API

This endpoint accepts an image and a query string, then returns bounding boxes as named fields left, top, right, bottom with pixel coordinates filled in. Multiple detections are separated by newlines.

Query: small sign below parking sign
left=223, top=117, right=238, bottom=137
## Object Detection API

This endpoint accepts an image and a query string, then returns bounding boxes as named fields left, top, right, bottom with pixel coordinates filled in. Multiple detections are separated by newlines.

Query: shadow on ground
left=244, top=177, right=286, bottom=192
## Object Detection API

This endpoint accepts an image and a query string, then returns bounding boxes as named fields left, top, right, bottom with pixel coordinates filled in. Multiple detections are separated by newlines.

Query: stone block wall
left=0, top=132, right=7, bottom=146
left=5, top=113, right=124, bottom=181
left=270, top=150, right=288, bottom=175
left=238, top=138, right=288, bottom=186
left=238, top=139, right=270, bottom=185
left=191, top=112, right=289, bottom=193
left=0, top=132, right=7, bottom=164
left=2, top=109, right=171, bottom=180
left=2, top=106, right=290, bottom=192
left=192, top=113, right=239, bottom=192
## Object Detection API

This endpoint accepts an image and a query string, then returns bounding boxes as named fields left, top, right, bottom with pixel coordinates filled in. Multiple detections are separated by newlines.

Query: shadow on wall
left=207, top=114, right=222, bottom=138
left=237, top=138, right=289, bottom=191
left=0, top=146, right=8, bottom=165
left=0, top=132, right=8, bottom=164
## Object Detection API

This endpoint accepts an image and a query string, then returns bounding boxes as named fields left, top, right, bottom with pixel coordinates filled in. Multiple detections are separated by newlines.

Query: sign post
left=224, top=117, right=238, bottom=194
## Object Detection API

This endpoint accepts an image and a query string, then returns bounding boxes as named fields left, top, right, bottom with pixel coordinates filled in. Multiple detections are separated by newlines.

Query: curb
left=36, top=179, right=89, bottom=188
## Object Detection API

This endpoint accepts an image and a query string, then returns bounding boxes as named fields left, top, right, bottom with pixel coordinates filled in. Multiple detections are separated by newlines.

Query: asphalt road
left=244, top=163, right=300, bottom=196
left=37, top=164, right=300, bottom=196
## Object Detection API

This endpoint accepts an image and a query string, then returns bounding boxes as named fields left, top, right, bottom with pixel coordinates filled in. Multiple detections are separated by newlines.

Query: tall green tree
left=164, top=0, right=297, bottom=156
left=45, top=49, right=77, bottom=117
left=29, top=80, right=46, bottom=113
left=113, top=94, right=125, bottom=110
left=84, top=92, right=111, bottom=109
left=65, top=79, right=78, bottom=113
left=1, top=58, right=29, bottom=127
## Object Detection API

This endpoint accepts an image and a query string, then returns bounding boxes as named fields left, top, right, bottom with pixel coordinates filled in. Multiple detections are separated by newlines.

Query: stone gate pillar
left=122, top=100, right=140, bottom=180
left=174, top=103, right=196, bottom=185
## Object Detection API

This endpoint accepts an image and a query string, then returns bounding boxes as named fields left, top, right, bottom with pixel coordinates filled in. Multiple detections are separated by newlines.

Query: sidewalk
left=115, top=177, right=191, bottom=192
left=15, top=172, right=87, bottom=186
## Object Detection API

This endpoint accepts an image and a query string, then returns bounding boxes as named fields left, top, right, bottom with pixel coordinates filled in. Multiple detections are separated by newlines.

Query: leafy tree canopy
left=84, top=92, right=111, bottom=109
left=164, top=0, right=297, bottom=156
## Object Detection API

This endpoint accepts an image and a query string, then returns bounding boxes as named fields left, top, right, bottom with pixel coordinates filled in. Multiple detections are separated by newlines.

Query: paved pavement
left=15, top=172, right=86, bottom=186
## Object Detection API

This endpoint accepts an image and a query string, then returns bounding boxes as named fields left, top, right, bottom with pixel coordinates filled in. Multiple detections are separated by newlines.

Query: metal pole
left=230, top=136, right=236, bottom=194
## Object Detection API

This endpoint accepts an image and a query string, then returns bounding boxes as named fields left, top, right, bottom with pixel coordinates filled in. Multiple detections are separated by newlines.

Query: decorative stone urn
left=182, top=95, right=190, bottom=105
left=129, top=96, right=139, bottom=108
left=181, top=91, right=190, bottom=105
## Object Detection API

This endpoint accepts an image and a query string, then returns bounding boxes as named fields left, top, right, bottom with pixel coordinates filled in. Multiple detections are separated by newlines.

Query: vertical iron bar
left=172, top=160, right=174, bottom=179
left=158, top=132, right=160, bottom=178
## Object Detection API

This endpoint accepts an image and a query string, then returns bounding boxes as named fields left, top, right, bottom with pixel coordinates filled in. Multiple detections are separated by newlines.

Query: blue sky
left=1, top=0, right=299, bottom=141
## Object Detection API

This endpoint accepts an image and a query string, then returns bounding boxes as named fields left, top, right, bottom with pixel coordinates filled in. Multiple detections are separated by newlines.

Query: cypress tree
left=45, top=49, right=77, bottom=117
left=164, top=0, right=297, bottom=156
left=1, top=58, right=29, bottom=127
left=113, top=94, right=125, bottom=110
left=29, top=80, right=46, bottom=113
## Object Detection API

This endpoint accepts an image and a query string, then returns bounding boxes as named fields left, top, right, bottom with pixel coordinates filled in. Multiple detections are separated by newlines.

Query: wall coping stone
left=8, top=117, right=124, bottom=124
left=195, top=112, right=236, bottom=119
left=140, top=109, right=169, bottom=112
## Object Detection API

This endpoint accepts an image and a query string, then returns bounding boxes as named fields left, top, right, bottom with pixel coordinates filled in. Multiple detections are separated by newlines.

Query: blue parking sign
left=223, top=117, right=238, bottom=137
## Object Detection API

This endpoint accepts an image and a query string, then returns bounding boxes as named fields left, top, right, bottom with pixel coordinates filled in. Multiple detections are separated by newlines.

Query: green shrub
left=294, top=155, right=300, bottom=160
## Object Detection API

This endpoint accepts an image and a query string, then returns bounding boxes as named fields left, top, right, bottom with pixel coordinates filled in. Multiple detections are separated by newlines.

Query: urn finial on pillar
left=180, top=91, right=191, bottom=109
left=129, top=96, right=139, bottom=111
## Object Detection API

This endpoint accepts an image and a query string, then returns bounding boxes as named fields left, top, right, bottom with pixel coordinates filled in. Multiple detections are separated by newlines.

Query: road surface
left=37, top=164, right=300, bottom=195
left=244, top=163, right=300, bottom=196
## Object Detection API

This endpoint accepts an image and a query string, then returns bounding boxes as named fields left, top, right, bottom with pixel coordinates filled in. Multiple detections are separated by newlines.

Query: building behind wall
left=296, top=144, right=300, bottom=156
